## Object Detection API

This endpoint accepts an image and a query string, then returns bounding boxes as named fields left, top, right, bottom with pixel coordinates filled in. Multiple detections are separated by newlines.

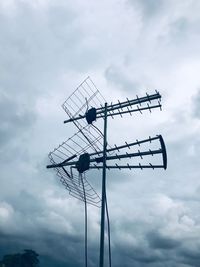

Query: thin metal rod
left=95, top=149, right=162, bottom=163
left=105, top=194, right=112, bottom=267
left=89, top=136, right=160, bottom=157
left=95, top=92, right=161, bottom=112
left=80, top=174, right=88, bottom=267
left=99, top=103, right=107, bottom=267
left=89, top=165, right=165, bottom=169
left=95, top=104, right=161, bottom=119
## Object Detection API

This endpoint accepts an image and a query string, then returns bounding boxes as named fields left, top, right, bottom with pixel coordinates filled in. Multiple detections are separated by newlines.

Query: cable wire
left=105, top=193, right=112, bottom=267
left=91, top=123, right=104, bottom=137
left=80, top=173, right=88, bottom=267
left=85, top=97, right=89, bottom=112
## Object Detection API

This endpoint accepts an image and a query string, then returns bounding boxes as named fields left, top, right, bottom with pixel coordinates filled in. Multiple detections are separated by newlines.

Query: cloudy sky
left=1, top=0, right=200, bottom=266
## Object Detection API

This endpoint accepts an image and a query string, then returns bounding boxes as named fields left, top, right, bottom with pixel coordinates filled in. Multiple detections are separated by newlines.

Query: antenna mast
left=46, top=77, right=167, bottom=267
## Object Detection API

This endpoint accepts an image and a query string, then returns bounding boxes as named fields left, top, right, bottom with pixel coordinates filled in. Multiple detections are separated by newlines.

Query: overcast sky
left=1, top=0, right=200, bottom=266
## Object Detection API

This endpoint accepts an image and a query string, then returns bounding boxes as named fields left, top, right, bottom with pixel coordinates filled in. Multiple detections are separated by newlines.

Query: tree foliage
left=0, top=249, right=39, bottom=267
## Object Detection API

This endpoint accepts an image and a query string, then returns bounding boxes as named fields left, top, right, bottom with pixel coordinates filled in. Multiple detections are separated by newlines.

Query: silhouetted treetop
left=0, top=249, right=39, bottom=267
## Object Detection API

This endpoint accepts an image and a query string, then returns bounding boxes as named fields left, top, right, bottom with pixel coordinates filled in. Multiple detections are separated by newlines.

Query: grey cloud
left=138, top=0, right=164, bottom=17
left=129, top=0, right=164, bottom=18
left=9, top=190, right=43, bottom=215
left=0, top=230, right=88, bottom=267
left=0, top=184, right=98, bottom=266
left=104, top=65, right=140, bottom=93
left=163, top=17, right=191, bottom=46
left=116, top=244, right=161, bottom=264
left=0, top=93, right=36, bottom=146
left=0, top=1, right=99, bottom=100
left=147, top=230, right=180, bottom=250
left=193, top=89, right=200, bottom=118
left=179, top=245, right=200, bottom=267
left=170, top=17, right=189, bottom=37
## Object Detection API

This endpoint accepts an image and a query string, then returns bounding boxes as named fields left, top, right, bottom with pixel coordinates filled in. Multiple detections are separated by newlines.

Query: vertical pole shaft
left=99, top=103, right=108, bottom=267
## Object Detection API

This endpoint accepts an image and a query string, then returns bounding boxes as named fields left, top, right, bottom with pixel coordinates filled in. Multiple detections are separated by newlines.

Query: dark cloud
left=147, top=230, right=180, bottom=250
left=0, top=230, right=89, bottom=267
left=179, top=245, right=200, bottom=267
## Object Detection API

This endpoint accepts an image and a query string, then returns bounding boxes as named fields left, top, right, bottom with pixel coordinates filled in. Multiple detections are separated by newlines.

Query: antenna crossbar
left=95, top=92, right=161, bottom=113
left=89, top=135, right=161, bottom=157
left=64, top=92, right=161, bottom=123
left=90, top=164, right=165, bottom=170
left=95, top=104, right=161, bottom=119
left=95, top=149, right=162, bottom=163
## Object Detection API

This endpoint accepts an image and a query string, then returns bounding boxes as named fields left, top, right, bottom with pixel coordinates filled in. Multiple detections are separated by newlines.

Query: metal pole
left=99, top=103, right=108, bottom=267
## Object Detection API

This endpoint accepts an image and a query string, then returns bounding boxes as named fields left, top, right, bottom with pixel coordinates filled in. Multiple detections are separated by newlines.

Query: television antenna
left=47, top=77, right=167, bottom=267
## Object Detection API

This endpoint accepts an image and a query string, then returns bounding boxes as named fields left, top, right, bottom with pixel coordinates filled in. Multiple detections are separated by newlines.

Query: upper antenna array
left=63, top=89, right=162, bottom=124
